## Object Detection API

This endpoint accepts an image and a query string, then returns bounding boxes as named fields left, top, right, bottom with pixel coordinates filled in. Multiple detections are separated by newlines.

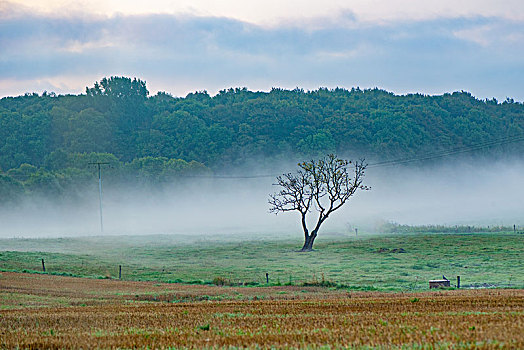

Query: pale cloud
left=61, top=38, right=116, bottom=53
left=1, top=2, right=523, bottom=101
left=6, top=0, right=524, bottom=25
left=344, top=0, right=524, bottom=23
left=454, top=20, right=524, bottom=47
left=454, top=25, right=499, bottom=47
left=0, top=74, right=101, bottom=96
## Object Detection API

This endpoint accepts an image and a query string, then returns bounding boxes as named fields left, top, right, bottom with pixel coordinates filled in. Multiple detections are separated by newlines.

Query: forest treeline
left=1, top=76, right=523, bottom=201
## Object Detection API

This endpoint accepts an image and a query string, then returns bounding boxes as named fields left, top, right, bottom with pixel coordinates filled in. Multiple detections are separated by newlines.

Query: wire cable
left=4, top=133, right=524, bottom=180
left=367, top=133, right=524, bottom=169
left=200, top=133, right=524, bottom=178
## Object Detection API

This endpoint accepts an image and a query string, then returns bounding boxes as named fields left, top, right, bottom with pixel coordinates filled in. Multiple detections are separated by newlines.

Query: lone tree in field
left=269, top=154, right=369, bottom=251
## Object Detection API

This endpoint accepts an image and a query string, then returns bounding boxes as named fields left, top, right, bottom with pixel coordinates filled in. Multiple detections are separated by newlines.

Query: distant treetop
left=86, top=76, right=148, bottom=99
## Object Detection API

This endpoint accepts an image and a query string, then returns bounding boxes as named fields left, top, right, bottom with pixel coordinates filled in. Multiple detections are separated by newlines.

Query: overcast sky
left=1, top=0, right=524, bottom=100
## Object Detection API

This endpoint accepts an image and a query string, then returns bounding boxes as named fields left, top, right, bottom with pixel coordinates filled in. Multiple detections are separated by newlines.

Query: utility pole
left=89, top=162, right=109, bottom=233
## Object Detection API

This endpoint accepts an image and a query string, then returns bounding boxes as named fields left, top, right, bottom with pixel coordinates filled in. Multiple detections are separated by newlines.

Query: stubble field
left=1, top=272, right=523, bottom=349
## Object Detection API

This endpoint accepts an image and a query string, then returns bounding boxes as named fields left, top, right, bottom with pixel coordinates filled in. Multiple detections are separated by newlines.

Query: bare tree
left=269, top=154, right=369, bottom=251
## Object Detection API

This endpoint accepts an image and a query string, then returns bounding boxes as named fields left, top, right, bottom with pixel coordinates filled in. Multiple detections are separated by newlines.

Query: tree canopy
left=1, top=77, right=523, bottom=201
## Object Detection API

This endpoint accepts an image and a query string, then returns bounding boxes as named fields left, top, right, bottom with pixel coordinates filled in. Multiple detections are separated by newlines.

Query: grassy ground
left=1, top=232, right=523, bottom=291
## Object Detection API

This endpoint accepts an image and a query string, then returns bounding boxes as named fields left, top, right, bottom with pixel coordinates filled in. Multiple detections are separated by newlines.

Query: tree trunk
left=300, top=231, right=318, bottom=252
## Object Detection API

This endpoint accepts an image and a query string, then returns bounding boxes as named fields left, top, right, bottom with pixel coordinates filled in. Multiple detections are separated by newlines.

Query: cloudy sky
left=1, top=0, right=524, bottom=100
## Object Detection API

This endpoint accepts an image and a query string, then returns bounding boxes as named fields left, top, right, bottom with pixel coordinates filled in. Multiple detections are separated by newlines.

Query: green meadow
left=1, top=232, right=522, bottom=291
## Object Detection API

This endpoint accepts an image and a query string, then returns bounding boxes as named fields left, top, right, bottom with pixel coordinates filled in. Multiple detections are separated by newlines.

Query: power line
left=367, top=133, right=524, bottom=168
left=186, top=174, right=279, bottom=179
left=186, top=133, right=524, bottom=178
left=3, top=133, right=524, bottom=181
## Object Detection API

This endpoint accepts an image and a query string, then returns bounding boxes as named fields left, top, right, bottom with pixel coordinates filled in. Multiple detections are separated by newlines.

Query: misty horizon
left=1, top=157, right=523, bottom=239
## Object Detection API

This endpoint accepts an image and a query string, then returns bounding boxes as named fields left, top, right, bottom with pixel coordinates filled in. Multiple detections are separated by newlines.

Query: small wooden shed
left=429, top=279, right=450, bottom=289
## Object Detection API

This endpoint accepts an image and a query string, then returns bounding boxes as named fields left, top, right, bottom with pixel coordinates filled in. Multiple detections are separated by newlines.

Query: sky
left=1, top=0, right=524, bottom=100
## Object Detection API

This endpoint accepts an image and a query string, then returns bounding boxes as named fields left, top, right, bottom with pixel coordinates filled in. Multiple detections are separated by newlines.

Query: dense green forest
left=1, top=76, right=523, bottom=202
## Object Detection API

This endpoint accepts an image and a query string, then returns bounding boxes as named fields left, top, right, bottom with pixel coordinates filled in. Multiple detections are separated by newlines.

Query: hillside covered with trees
left=1, top=76, right=523, bottom=202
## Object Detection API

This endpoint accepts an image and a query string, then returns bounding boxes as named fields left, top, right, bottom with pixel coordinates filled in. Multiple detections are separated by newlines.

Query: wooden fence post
left=41, top=259, right=45, bottom=272
left=457, top=276, right=460, bottom=289
left=119, top=265, right=122, bottom=280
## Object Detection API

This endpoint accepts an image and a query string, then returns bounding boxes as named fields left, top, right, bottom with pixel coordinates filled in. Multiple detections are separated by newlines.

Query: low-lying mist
left=1, top=157, right=523, bottom=238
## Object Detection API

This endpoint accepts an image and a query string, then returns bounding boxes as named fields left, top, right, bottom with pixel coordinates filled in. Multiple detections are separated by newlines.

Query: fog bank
left=1, top=158, right=523, bottom=238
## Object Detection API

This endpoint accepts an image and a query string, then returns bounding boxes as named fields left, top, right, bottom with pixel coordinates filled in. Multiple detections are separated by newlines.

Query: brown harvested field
left=1, top=272, right=523, bottom=349
left=0, top=271, right=348, bottom=308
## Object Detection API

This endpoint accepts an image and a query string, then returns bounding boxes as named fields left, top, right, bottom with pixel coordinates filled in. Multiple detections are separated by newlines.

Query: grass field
left=1, top=272, right=523, bottom=349
left=1, top=232, right=523, bottom=290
